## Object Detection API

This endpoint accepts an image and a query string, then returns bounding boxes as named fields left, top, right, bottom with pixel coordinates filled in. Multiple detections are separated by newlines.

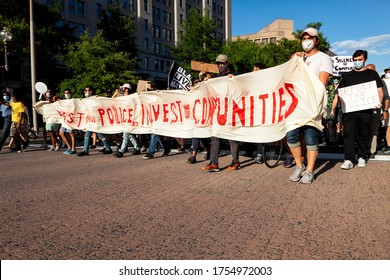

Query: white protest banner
left=338, top=81, right=380, bottom=113
left=34, top=56, right=326, bottom=143
left=331, top=56, right=353, bottom=76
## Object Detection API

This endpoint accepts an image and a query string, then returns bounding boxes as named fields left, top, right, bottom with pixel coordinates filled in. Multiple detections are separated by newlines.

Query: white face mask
left=385, top=73, right=390, bottom=79
left=302, top=40, right=315, bottom=52
left=65, top=94, right=71, bottom=99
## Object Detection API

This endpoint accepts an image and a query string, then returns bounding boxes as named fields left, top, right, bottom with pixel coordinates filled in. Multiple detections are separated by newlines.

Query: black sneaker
left=102, top=148, right=112, bottom=154
left=162, top=149, right=171, bottom=157
left=113, top=151, right=124, bottom=158
left=186, top=156, right=196, bottom=164
left=131, top=149, right=141, bottom=155
left=77, top=151, right=89, bottom=157
left=143, top=153, right=154, bottom=159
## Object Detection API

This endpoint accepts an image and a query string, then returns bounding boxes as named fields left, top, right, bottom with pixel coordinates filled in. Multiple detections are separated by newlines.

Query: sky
left=232, top=0, right=390, bottom=75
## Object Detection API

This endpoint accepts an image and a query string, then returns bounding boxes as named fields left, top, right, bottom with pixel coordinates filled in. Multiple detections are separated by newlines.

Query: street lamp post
left=0, top=27, right=12, bottom=71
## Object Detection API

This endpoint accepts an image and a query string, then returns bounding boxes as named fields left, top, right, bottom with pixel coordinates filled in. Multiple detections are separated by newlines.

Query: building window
left=153, top=25, right=160, bottom=38
left=154, top=59, right=159, bottom=70
left=153, top=7, right=160, bottom=20
left=77, top=24, right=85, bottom=36
left=97, top=3, right=102, bottom=17
left=262, top=38, right=269, bottom=44
left=254, top=39, right=260, bottom=44
left=129, top=0, right=134, bottom=11
left=144, top=0, right=149, bottom=13
left=144, top=38, right=149, bottom=50
left=160, top=60, right=165, bottom=71
left=122, top=0, right=127, bottom=9
left=76, top=1, right=84, bottom=17
left=180, top=14, right=183, bottom=24
left=166, top=12, right=171, bottom=24
left=144, top=19, right=149, bottom=31
left=144, top=57, right=149, bottom=69
left=69, top=0, right=76, bottom=15
left=270, top=37, right=276, bottom=44
left=179, top=0, right=183, bottom=9
left=153, top=42, right=160, bottom=54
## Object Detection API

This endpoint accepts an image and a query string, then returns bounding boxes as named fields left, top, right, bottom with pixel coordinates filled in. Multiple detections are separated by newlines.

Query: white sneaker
left=357, top=157, right=366, bottom=168
left=48, top=145, right=55, bottom=151
left=55, top=143, right=61, bottom=151
left=341, top=160, right=353, bottom=170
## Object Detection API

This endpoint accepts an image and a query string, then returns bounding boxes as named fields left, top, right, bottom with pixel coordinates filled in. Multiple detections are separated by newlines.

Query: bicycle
left=262, top=139, right=284, bottom=168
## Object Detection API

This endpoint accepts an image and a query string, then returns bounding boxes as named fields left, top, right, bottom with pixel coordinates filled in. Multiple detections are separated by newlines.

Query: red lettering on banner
left=171, top=102, right=179, bottom=123
left=67, top=113, right=74, bottom=124
left=284, top=83, right=298, bottom=119
left=163, top=103, right=169, bottom=122
left=193, top=99, right=200, bottom=124
left=232, top=97, right=246, bottom=127
left=258, top=94, right=268, bottom=125
left=249, top=96, right=254, bottom=127
left=77, top=112, right=84, bottom=127
left=127, top=108, right=133, bottom=123
left=184, top=104, right=190, bottom=119
left=278, top=87, right=286, bottom=122
left=272, top=91, right=277, bottom=124
left=107, top=108, right=114, bottom=125
left=97, top=109, right=105, bottom=126
left=121, top=109, right=126, bottom=123
left=151, top=104, right=160, bottom=121
left=216, top=97, right=228, bottom=125
left=175, top=101, right=183, bottom=122
left=113, top=107, right=120, bottom=124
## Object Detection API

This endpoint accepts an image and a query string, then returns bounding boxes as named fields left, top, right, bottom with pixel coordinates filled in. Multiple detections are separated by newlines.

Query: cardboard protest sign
left=136, top=80, right=151, bottom=93
left=191, top=60, right=219, bottom=74
left=338, top=81, right=380, bottom=113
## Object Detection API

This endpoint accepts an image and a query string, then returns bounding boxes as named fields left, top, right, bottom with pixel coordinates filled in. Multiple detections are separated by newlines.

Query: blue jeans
left=83, top=131, right=110, bottom=153
left=0, top=115, right=11, bottom=149
left=286, top=125, right=320, bottom=151
left=148, top=134, right=169, bottom=155
left=118, top=132, right=140, bottom=153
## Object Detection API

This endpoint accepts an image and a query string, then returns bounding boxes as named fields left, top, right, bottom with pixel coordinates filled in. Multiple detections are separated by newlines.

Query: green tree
left=223, top=39, right=262, bottom=73
left=59, top=31, right=138, bottom=97
left=171, top=8, right=223, bottom=72
left=96, top=2, right=138, bottom=65
left=0, top=0, right=76, bottom=89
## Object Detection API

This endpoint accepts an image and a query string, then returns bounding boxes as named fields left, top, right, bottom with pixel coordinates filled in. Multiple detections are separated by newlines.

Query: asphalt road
left=0, top=145, right=389, bottom=260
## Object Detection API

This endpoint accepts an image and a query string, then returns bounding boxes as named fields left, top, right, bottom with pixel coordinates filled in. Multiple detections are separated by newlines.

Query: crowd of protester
left=1, top=28, right=389, bottom=185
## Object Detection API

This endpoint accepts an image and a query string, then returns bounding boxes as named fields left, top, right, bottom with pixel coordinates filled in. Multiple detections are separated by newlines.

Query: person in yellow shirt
left=8, top=93, right=29, bottom=152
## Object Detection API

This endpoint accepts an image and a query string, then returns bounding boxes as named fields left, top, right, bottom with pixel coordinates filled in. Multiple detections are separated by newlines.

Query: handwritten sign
left=331, top=56, right=353, bottom=76
left=338, top=81, right=379, bottom=113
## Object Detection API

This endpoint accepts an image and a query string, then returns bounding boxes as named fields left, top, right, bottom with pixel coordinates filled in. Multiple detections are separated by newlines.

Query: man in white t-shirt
left=286, top=28, right=333, bottom=184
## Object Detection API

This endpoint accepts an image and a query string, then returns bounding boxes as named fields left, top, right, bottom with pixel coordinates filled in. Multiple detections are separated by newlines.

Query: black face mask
left=218, top=63, right=228, bottom=74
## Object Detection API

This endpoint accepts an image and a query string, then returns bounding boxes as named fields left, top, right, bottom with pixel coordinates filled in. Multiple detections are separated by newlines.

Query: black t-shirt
left=338, top=68, right=383, bottom=89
